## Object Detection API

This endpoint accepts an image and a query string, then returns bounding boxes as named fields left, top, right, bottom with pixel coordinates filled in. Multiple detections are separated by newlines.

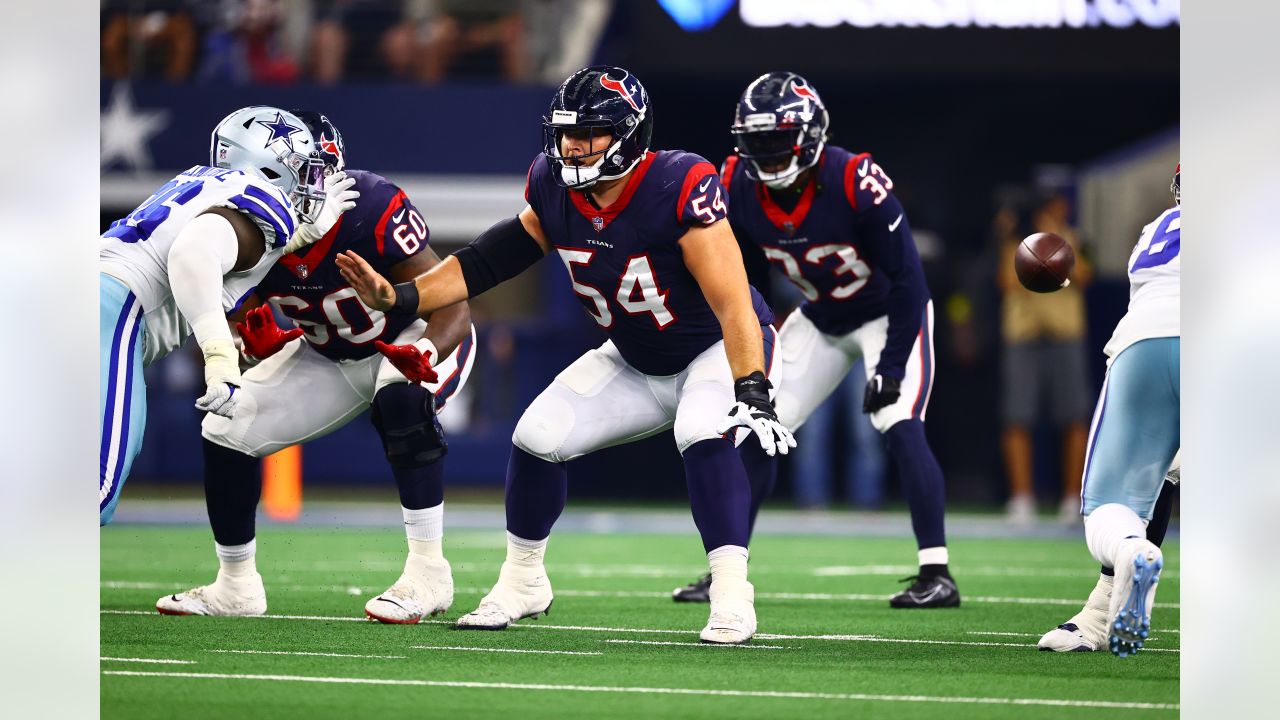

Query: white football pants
left=202, top=320, right=476, bottom=458
left=774, top=301, right=935, bottom=434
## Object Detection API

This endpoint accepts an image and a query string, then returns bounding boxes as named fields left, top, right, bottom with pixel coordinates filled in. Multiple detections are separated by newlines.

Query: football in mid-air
left=1014, top=232, right=1075, bottom=293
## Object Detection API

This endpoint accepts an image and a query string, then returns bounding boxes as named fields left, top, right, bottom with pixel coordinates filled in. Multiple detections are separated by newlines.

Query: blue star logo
left=255, top=111, right=304, bottom=152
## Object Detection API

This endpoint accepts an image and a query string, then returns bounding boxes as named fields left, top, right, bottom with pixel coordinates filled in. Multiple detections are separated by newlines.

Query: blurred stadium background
left=100, top=0, right=1179, bottom=522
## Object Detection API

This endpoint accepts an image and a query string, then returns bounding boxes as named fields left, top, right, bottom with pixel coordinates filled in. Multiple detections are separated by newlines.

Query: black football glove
left=863, top=374, right=902, bottom=414
left=716, top=371, right=797, bottom=456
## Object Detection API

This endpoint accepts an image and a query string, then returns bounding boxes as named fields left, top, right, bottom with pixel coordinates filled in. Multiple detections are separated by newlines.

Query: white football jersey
left=1104, top=205, right=1180, bottom=363
left=100, top=166, right=298, bottom=365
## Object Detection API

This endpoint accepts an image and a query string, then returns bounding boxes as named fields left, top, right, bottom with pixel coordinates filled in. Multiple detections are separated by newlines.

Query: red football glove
left=235, top=305, right=302, bottom=361
left=375, top=340, right=439, bottom=384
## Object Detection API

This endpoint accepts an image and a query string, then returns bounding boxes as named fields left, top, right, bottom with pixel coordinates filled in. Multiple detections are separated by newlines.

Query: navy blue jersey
left=723, top=146, right=929, bottom=380
left=527, top=150, right=773, bottom=376
left=257, top=169, right=431, bottom=361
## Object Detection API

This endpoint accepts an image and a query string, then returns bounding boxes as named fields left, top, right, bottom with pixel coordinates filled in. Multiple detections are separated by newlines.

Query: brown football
left=1014, top=232, right=1075, bottom=293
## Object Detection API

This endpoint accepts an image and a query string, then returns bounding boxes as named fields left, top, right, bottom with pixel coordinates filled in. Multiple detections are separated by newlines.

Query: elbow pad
left=454, top=216, right=544, bottom=297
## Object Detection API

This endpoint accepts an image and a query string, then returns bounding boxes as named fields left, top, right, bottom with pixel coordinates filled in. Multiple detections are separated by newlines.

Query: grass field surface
left=101, top=524, right=1179, bottom=719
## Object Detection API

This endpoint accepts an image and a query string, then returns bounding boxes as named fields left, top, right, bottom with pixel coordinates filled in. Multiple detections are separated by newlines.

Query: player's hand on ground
left=374, top=340, right=439, bottom=384
left=862, top=374, right=901, bottom=414
left=235, top=305, right=302, bottom=361
left=283, top=171, right=360, bottom=253
left=336, top=250, right=395, bottom=311
left=716, top=371, right=797, bottom=456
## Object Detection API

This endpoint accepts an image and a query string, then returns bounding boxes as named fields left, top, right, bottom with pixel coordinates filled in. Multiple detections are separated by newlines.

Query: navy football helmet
left=542, top=65, right=654, bottom=189
left=731, top=71, right=830, bottom=188
left=1171, top=163, right=1180, bottom=204
left=291, top=109, right=346, bottom=176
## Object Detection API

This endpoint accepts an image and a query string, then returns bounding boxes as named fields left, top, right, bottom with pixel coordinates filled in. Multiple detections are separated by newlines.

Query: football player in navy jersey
left=156, top=111, right=478, bottom=624
left=338, top=66, right=794, bottom=644
left=680, top=71, right=962, bottom=608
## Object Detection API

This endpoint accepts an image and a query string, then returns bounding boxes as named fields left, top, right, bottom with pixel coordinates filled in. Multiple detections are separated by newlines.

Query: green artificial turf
left=101, top=525, right=1179, bottom=719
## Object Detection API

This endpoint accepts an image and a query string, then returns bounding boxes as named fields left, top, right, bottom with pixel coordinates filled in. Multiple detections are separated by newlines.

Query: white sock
left=1084, top=503, right=1147, bottom=568
left=918, top=546, right=949, bottom=567
left=404, top=504, right=444, bottom=559
left=506, top=532, right=547, bottom=568
left=707, top=545, right=749, bottom=584
left=215, top=539, right=257, bottom=578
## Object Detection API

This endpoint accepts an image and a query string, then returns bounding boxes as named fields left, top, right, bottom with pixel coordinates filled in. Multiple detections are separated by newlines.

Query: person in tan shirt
left=996, top=195, right=1093, bottom=523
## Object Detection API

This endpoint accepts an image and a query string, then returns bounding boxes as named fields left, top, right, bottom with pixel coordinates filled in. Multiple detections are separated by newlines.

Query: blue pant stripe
left=102, top=307, right=142, bottom=511
left=912, top=305, right=934, bottom=419
left=434, top=332, right=474, bottom=410
left=100, top=292, right=135, bottom=495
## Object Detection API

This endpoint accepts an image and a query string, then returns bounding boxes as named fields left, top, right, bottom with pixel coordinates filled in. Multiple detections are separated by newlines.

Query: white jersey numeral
left=271, top=287, right=387, bottom=346
left=557, top=248, right=613, bottom=328
left=392, top=208, right=428, bottom=254
left=805, top=244, right=872, bottom=299
left=556, top=248, right=676, bottom=329
left=616, top=255, right=675, bottom=328
left=763, top=247, right=819, bottom=302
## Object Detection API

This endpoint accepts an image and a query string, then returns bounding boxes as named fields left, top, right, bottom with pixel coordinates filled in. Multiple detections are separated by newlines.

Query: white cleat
left=1038, top=573, right=1112, bottom=652
left=1108, top=538, right=1163, bottom=657
left=455, top=562, right=553, bottom=630
left=155, top=571, right=267, bottom=617
left=365, top=555, right=454, bottom=625
left=699, top=578, right=756, bottom=645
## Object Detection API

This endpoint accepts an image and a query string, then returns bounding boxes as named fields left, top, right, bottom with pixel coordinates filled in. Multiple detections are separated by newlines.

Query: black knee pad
left=370, top=383, right=448, bottom=467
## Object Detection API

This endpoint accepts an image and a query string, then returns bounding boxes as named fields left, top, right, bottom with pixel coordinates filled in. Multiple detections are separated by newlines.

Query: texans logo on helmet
left=600, top=73, right=642, bottom=112
left=319, top=134, right=342, bottom=163
left=791, top=80, right=819, bottom=102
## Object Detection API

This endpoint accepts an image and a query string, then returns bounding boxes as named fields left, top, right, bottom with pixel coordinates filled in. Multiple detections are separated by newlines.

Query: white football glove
left=195, top=338, right=246, bottom=418
left=715, top=371, right=796, bottom=457
left=282, top=171, right=360, bottom=254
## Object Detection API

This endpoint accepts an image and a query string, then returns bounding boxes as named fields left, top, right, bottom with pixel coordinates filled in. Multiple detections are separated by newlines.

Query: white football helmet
left=209, top=106, right=327, bottom=223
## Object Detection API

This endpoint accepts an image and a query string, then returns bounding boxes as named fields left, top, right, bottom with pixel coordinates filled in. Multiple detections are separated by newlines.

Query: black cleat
left=889, top=573, right=961, bottom=609
left=672, top=573, right=712, bottom=603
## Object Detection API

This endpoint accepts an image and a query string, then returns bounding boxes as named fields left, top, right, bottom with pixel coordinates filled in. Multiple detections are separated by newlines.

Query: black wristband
left=733, top=370, right=773, bottom=410
left=389, top=281, right=420, bottom=315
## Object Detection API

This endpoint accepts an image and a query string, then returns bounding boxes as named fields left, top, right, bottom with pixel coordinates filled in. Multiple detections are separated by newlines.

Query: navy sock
left=1145, top=481, right=1178, bottom=547
left=740, top=440, right=778, bottom=537
left=884, top=419, right=947, bottom=550
left=505, top=446, right=567, bottom=541
left=202, top=437, right=261, bottom=547
left=682, top=438, right=752, bottom=553
left=393, top=460, right=444, bottom=510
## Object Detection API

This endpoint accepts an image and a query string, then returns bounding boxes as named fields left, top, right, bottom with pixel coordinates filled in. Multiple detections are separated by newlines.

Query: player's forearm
left=168, top=213, right=239, bottom=354
left=421, top=300, right=470, bottom=359
left=719, top=305, right=766, bottom=380
left=879, top=264, right=929, bottom=379
left=401, top=255, right=471, bottom=316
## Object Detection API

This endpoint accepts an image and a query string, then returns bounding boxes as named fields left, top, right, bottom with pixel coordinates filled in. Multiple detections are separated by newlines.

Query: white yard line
left=100, top=670, right=1178, bottom=710
left=103, top=581, right=1181, bottom=609
left=409, top=645, right=601, bottom=656
left=209, top=649, right=408, bottom=660
left=101, top=657, right=196, bottom=665
left=966, top=631, right=1176, bottom=643
left=100, top=610, right=1177, bottom=650
left=602, top=639, right=792, bottom=650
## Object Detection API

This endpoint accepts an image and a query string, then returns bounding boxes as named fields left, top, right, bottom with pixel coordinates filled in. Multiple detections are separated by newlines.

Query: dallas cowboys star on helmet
left=291, top=109, right=346, bottom=176
left=209, top=106, right=327, bottom=222
left=731, top=71, right=831, bottom=189
left=542, top=65, right=654, bottom=190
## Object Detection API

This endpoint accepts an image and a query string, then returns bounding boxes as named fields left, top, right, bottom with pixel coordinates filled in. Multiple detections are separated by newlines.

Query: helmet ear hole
left=260, top=167, right=281, bottom=180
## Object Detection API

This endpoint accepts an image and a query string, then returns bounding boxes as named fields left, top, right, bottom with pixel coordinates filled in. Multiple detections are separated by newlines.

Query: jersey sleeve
left=223, top=176, right=298, bottom=250
left=524, top=154, right=548, bottom=221
left=372, top=184, right=430, bottom=263
left=842, top=152, right=901, bottom=216
left=676, top=158, right=728, bottom=229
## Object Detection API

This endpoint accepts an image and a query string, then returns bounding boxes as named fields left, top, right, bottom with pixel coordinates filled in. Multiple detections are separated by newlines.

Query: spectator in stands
left=996, top=194, right=1094, bottom=524
left=102, top=0, right=199, bottom=81
left=308, top=1, right=528, bottom=84
left=197, top=0, right=304, bottom=85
